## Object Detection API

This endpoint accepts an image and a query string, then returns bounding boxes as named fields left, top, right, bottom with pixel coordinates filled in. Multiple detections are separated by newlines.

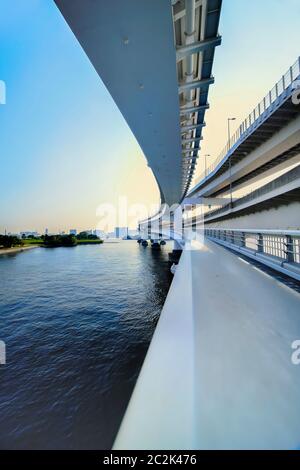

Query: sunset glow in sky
left=0, top=0, right=299, bottom=233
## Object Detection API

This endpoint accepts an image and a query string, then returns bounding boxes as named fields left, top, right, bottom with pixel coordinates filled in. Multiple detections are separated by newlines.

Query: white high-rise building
left=115, top=227, right=128, bottom=239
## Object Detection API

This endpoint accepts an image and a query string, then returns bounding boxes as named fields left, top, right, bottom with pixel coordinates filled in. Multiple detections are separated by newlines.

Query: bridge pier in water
left=150, top=239, right=161, bottom=250
left=168, top=239, right=183, bottom=264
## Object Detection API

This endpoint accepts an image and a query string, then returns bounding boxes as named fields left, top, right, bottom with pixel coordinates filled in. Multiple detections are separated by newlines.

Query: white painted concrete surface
left=205, top=200, right=300, bottom=230
left=114, top=240, right=300, bottom=450
left=190, top=114, right=300, bottom=198
left=114, top=249, right=195, bottom=449
left=192, top=241, right=300, bottom=450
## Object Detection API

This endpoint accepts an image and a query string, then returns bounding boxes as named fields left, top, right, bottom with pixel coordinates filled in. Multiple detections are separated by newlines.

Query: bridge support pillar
left=168, top=239, right=183, bottom=264
left=151, top=239, right=161, bottom=250
left=147, top=220, right=151, bottom=240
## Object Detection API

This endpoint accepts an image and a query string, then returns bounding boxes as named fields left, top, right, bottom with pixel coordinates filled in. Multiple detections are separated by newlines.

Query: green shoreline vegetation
left=0, top=232, right=103, bottom=250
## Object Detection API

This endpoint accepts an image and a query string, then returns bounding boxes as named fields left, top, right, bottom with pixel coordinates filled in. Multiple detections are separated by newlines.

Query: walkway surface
left=114, top=240, right=300, bottom=450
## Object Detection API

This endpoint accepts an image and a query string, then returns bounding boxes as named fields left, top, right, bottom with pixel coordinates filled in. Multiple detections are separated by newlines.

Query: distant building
left=70, top=229, right=77, bottom=236
left=20, top=231, right=39, bottom=238
left=93, top=229, right=105, bottom=239
left=115, top=227, right=128, bottom=239
left=45, top=228, right=48, bottom=235
left=128, top=229, right=139, bottom=238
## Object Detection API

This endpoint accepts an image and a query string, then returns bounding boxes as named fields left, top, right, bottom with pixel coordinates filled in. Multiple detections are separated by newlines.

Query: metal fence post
left=240, top=232, right=245, bottom=247
left=285, top=235, right=294, bottom=263
left=257, top=233, right=263, bottom=253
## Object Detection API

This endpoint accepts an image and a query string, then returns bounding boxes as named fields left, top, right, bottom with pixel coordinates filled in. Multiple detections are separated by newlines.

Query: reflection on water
left=0, top=241, right=173, bottom=449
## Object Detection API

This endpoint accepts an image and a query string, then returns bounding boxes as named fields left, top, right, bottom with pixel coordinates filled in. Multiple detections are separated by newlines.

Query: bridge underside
left=55, top=0, right=183, bottom=205
left=55, top=0, right=222, bottom=205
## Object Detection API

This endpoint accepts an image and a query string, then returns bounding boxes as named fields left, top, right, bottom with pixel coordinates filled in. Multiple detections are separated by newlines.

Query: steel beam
left=182, top=157, right=197, bottom=162
left=182, top=155, right=197, bottom=160
left=182, top=150, right=201, bottom=156
left=176, top=36, right=222, bottom=62
left=180, top=104, right=209, bottom=115
left=182, top=136, right=203, bottom=144
left=178, top=77, right=214, bottom=93
left=182, top=148, right=199, bottom=153
left=181, top=123, right=206, bottom=133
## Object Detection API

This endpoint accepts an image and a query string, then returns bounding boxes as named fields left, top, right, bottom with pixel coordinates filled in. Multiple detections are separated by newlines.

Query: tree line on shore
left=0, top=232, right=103, bottom=249
left=0, top=235, right=22, bottom=248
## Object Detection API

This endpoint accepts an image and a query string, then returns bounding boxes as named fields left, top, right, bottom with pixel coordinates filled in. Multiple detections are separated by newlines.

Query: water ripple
left=0, top=242, right=173, bottom=449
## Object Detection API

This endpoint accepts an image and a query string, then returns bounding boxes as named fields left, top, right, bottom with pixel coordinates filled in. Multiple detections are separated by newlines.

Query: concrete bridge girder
left=191, top=113, right=300, bottom=199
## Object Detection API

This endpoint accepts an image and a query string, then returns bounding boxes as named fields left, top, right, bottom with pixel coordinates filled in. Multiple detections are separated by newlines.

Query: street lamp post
left=227, top=117, right=236, bottom=206
left=204, top=154, right=210, bottom=178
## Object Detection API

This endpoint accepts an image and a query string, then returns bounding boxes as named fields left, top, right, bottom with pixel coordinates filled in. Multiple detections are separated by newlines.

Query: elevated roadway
left=188, top=58, right=300, bottom=199
left=55, top=0, right=222, bottom=205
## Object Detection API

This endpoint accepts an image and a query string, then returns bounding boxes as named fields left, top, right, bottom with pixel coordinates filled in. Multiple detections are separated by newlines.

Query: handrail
left=205, top=228, right=300, bottom=281
left=193, top=57, right=300, bottom=188
left=204, top=228, right=300, bottom=236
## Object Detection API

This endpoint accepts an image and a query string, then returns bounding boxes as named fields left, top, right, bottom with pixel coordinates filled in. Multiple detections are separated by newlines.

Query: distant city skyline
left=5, top=227, right=138, bottom=239
left=1, top=0, right=300, bottom=234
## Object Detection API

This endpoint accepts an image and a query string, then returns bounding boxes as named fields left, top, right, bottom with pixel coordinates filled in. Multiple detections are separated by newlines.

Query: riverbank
left=0, top=241, right=104, bottom=255
left=0, top=245, right=39, bottom=256
left=21, top=238, right=103, bottom=247
left=76, top=239, right=103, bottom=245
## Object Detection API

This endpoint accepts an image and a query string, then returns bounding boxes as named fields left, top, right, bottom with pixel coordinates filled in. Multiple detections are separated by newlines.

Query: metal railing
left=193, top=57, right=300, bottom=187
left=205, top=228, right=300, bottom=280
left=204, top=164, right=300, bottom=220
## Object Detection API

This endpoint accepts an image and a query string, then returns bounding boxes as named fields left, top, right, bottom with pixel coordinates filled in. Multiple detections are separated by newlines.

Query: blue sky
left=0, top=0, right=158, bottom=233
left=0, top=0, right=299, bottom=233
left=200, top=0, right=300, bottom=177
